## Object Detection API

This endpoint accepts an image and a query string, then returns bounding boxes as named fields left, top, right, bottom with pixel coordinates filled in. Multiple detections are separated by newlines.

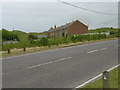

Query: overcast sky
left=0, top=1, right=118, bottom=32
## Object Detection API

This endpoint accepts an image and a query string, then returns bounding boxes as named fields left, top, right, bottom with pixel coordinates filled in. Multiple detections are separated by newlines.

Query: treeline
left=2, top=29, right=47, bottom=41
left=2, top=29, right=19, bottom=41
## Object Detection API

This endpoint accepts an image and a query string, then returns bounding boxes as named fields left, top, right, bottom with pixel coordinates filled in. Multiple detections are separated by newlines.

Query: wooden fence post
left=23, top=47, right=26, bottom=51
left=48, top=42, right=50, bottom=48
left=56, top=42, right=59, bottom=46
left=8, top=48, right=10, bottom=54
left=103, top=71, right=110, bottom=89
left=73, top=40, right=76, bottom=44
left=65, top=41, right=68, bottom=45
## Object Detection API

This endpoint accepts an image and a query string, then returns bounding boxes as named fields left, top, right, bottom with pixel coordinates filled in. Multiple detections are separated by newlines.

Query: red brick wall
left=68, top=20, right=88, bottom=35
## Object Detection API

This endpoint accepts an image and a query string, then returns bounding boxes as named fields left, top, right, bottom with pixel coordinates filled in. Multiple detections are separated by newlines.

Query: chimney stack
left=54, top=25, right=56, bottom=28
left=50, top=27, right=53, bottom=29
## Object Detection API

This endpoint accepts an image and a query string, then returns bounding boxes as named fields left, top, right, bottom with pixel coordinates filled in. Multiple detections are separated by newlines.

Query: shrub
left=39, top=37, right=49, bottom=46
left=110, top=31, right=117, bottom=35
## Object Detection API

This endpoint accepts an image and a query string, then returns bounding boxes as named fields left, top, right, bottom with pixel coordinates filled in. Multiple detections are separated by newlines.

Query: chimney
left=50, top=27, right=53, bottom=29
left=54, top=25, right=56, bottom=28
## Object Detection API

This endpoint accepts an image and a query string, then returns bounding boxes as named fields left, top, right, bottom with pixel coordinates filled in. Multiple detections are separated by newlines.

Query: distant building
left=37, top=35, right=47, bottom=38
left=48, top=20, right=88, bottom=37
left=83, top=32, right=110, bottom=35
left=3, top=41, right=18, bottom=45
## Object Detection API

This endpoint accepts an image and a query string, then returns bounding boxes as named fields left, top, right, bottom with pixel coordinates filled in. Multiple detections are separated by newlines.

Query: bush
left=110, top=31, right=118, bottom=35
left=28, top=34, right=38, bottom=40
left=1, top=32, right=115, bottom=51
left=39, top=37, right=49, bottom=46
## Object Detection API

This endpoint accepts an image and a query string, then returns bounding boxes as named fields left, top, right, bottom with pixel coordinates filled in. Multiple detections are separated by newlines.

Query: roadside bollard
left=23, top=47, right=26, bottom=51
left=103, top=71, right=110, bottom=89
left=7, top=48, right=10, bottom=54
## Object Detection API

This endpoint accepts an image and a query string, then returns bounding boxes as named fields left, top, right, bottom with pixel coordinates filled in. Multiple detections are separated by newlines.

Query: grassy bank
left=2, top=37, right=118, bottom=58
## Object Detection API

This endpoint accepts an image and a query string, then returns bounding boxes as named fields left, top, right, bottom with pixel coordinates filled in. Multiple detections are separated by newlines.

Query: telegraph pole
left=13, top=28, right=14, bottom=41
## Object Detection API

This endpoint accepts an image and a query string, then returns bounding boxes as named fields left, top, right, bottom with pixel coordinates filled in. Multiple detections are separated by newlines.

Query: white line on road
left=1, top=73, right=3, bottom=76
left=100, top=48, right=107, bottom=50
left=26, top=57, right=72, bottom=69
left=42, top=61, right=53, bottom=65
left=107, top=64, right=119, bottom=72
left=75, top=64, right=119, bottom=88
left=87, top=50, right=98, bottom=54
left=115, top=45, right=119, bottom=47
left=76, top=73, right=102, bottom=88
left=26, top=64, right=42, bottom=69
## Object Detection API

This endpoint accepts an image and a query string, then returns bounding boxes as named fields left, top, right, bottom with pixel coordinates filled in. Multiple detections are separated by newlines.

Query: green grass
left=89, top=28, right=118, bottom=33
left=1, top=27, right=119, bottom=57
left=81, top=67, right=119, bottom=88
left=2, top=37, right=118, bottom=57
left=2, top=28, right=120, bottom=51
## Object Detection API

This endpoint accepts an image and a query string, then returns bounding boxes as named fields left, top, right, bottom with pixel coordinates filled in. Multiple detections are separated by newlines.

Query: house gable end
left=68, top=20, right=88, bottom=35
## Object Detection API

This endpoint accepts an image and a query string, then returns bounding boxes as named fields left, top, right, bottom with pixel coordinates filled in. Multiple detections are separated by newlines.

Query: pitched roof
left=48, top=20, right=75, bottom=32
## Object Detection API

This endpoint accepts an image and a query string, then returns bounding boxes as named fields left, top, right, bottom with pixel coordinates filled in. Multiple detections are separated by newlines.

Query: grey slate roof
left=48, top=21, right=75, bottom=32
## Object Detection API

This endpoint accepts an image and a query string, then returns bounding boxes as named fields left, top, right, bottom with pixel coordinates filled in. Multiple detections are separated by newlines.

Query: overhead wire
left=57, top=0, right=118, bottom=16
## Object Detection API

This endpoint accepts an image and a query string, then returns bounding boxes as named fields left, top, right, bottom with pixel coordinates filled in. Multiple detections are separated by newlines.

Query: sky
left=0, top=0, right=119, bottom=32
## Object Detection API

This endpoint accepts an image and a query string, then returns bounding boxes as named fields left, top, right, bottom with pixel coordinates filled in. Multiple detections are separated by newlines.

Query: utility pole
left=13, top=28, right=14, bottom=41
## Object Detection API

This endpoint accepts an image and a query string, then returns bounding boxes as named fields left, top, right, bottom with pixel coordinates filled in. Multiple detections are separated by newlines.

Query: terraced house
left=48, top=20, right=88, bottom=37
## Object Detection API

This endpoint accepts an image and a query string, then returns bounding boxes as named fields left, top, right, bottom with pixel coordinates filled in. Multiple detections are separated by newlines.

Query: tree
left=2, top=29, right=19, bottom=41
left=28, top=35, right=38, bottom=40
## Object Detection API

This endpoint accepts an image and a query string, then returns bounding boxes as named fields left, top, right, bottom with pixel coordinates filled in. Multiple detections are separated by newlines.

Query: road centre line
left=26, top=57, right=71, bottom=69
left=100, top=48, right=107, bottom=50
left=115, top=45, right=119, bottom=47
left=1, top=73, right=3, bottom=76
left=87, top=47, right=109, bottom=54
left=87, top=50, right=98, bottom=54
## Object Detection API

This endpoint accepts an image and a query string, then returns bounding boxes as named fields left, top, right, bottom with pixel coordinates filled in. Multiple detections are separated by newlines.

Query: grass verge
left=2, top=37, right=118, bottom=58
left=79, top=66, right=119, bottom=89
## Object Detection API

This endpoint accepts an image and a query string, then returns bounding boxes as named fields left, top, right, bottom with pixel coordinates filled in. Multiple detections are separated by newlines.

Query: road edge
left=75, top=64, right=120, bottom=89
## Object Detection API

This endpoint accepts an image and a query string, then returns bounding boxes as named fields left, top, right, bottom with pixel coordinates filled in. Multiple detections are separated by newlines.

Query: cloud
left=2, top=2, right=118, bottom=32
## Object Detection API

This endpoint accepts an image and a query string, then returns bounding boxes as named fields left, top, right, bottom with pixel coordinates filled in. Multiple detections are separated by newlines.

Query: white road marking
left=100, top=48, right=107, bottom=50
left=107, top=64, right=119, bottom=72
left=42, top=61, right=53, bottom=65
left=1, top=73, right=3, bottom=75
left=115, top=45, right=119, bottom=47
left=76, top=73, right=102, bottom=88
left=75, top=64, right=119, bottom=88
left=26, top=57, right=72, bottom=69
left=87, top=50, right=98, bottom=54
left=26, top=64, right=42, bottom=69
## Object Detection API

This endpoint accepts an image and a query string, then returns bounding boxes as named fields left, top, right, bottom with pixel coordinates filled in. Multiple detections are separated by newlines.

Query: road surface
left=2, top=40, right=118, bottom=88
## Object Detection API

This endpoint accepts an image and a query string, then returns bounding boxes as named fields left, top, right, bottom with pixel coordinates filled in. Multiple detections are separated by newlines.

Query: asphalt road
left=2, top=40, right=118, bottom=88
